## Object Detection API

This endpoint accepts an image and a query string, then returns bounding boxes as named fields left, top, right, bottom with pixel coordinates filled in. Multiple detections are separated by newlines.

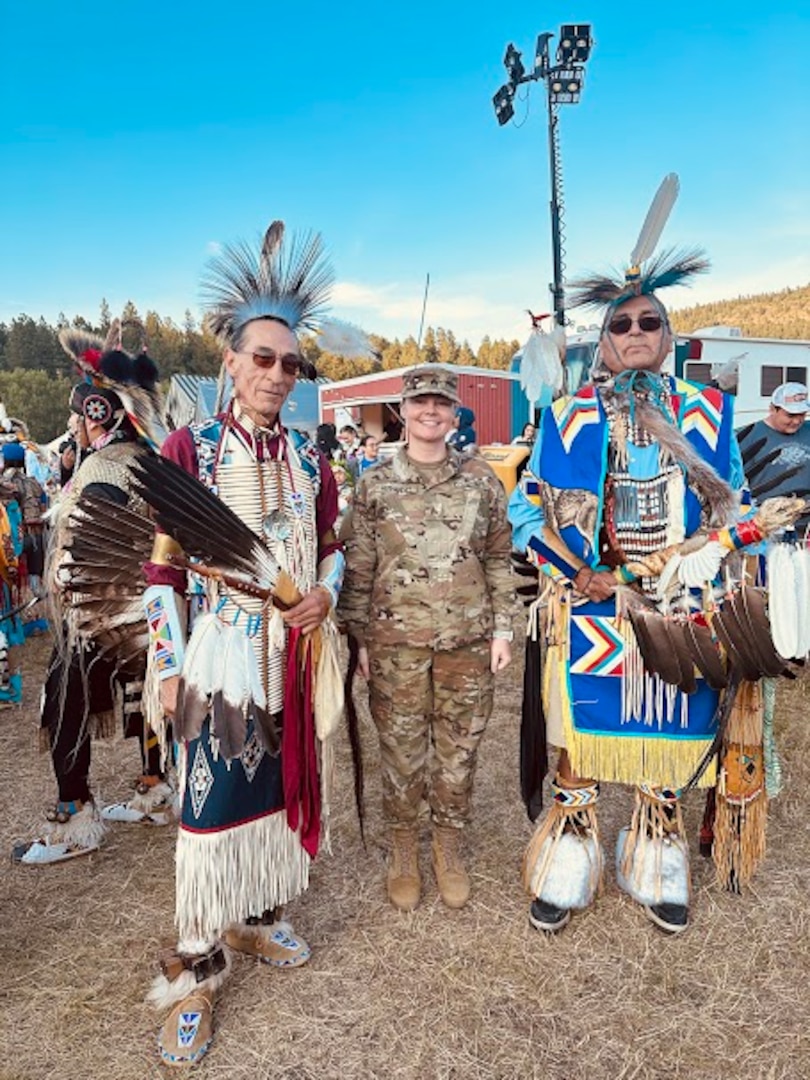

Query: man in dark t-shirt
left=737, top=381, right=810, bottom=531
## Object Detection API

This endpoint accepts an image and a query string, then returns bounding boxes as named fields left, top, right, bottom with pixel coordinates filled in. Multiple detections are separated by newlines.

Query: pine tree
left=421, top=327, right=439, bottom=364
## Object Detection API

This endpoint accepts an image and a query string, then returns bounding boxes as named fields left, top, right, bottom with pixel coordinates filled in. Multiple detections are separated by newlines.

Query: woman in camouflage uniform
left=339, top=364, right=516, bottom=911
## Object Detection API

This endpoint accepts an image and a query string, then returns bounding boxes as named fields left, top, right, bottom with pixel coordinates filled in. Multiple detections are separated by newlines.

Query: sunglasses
left=240, top=350, right=301, bottom=376
left=607, top=313, right=663, bottom=335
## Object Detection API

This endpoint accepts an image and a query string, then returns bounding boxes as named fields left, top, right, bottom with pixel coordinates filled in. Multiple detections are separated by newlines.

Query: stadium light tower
left=492, top=23, right=593, bottom=328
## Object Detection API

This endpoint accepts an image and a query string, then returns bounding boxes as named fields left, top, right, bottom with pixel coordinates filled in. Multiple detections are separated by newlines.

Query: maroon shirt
left=143, top=421, right=340, bottom=593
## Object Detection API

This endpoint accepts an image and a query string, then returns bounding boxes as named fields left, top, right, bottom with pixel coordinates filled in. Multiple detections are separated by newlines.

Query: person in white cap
left=737, top=382, right=810, bottom=531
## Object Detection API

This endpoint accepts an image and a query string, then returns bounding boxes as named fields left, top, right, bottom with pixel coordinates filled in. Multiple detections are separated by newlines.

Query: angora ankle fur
left=47, top=802, right=107, bottom=849
left=533, top=832, right=603, bottom=911
left=615, top=827, right=690, bottom=906
left=129, top=780, right=175, bottom=815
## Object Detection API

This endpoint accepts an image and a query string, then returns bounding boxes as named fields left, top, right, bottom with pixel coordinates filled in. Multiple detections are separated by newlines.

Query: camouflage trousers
left=368, top=639, right=494, bottom=828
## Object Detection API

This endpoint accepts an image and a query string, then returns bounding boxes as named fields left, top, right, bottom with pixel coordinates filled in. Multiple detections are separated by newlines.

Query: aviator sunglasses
left=239, top=349, right=302, bottom=376
left=607, top=313, right=663, bottom=335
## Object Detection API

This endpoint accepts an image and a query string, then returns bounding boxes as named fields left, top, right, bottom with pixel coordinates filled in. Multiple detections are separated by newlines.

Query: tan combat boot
left=431, top=824, right=470, bottom=909
left=387, top=826, right=421, bottom=911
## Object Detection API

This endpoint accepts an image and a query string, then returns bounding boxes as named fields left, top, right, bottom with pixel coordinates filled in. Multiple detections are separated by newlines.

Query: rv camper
left=560, top=325, right=810, bottom=427
left=674, top=326, right=810, bottom=424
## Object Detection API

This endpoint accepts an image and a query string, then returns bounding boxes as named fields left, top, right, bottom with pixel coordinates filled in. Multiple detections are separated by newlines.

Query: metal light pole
left=493, top=25, right=593, bottom=330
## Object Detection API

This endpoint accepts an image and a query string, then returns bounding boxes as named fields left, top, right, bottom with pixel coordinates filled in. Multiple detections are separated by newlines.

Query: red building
left=319, top=364, right=524, bottom=446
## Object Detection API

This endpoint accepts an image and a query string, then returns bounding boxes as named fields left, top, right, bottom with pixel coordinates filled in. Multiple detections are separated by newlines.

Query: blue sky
left=1, top=1, right=808, bottom=348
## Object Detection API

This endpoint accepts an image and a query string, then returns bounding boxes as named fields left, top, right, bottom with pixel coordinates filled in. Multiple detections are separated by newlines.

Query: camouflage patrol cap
left=401, top=364, right=460, bottom=404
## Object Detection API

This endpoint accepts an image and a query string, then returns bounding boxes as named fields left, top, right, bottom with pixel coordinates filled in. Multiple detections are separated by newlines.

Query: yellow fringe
left=564, top=729, right=717, bottom=790
left=554, top=654, right=716, bottom=788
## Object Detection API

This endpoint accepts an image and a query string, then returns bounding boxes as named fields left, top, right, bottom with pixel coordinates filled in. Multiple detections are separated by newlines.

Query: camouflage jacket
left=338, top=446, right=516, bottom=650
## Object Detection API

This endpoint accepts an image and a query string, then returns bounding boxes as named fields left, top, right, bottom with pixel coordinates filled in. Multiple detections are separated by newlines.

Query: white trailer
left=674, top=326, right=810, bottom=425
left=524, top=325, right=810, bottom=429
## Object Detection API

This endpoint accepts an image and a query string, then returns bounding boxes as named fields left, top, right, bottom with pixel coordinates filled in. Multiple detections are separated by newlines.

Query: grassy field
left=2, top=633, right=809, bottom=1080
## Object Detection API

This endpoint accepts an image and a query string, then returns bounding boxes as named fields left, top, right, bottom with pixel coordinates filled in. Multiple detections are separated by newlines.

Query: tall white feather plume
left=630, top=173, right=680, bottom=267
left=713, top=357, right=740, bottom=393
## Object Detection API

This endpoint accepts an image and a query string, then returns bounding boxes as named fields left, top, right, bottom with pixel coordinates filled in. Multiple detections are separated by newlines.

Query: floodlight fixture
left=491, top=22, right=595, bottom=335
left=549, top=69, right=584, bottom=104
left=557, top=24, right=592, bottom=64
left=503, top=43, right=526, bottom=85
left=493, top=84, right=516, bottom=126
left=534, top=32, right=554, bottom=75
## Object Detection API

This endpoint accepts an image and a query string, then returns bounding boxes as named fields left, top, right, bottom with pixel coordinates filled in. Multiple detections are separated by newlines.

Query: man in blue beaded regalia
left=509, top=175, right=763, bottom=938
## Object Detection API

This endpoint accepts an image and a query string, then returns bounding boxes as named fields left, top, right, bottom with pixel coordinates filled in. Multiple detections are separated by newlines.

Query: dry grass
left=2, top=634, right=810, bottom=1080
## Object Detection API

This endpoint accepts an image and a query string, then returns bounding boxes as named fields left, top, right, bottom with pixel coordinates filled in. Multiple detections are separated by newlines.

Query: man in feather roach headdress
left=138, top=220, right=344, bottom=1067
left=12, top=321, right=172, bottom=866
left=509, top=175, right=805, bottom=937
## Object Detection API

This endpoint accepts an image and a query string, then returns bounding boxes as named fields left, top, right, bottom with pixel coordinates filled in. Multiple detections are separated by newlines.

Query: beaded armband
left=144, top=584, right=186, bottom=681
left=710, top=519, right=763, bottom=552
left=550, top=779, right=601, bottom=807
left=613, top=564, right=638, bottom=584
left=316, top=549, right=345, bottom=609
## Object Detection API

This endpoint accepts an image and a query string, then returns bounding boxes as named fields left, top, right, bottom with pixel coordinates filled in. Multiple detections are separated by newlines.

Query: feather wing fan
left=130, top=454, right=282, bottom=590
